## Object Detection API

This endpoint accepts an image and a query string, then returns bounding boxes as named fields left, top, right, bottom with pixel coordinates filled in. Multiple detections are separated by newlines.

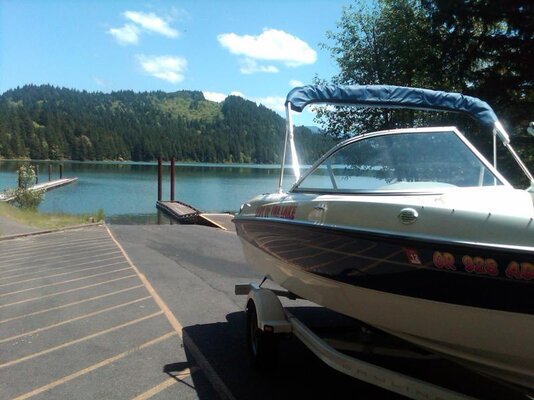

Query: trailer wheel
left=246, top=300, right=278, bottom=369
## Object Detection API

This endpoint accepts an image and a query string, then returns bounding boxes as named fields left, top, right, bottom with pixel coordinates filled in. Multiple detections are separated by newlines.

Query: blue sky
left=0, top=0, right=350, bottom=125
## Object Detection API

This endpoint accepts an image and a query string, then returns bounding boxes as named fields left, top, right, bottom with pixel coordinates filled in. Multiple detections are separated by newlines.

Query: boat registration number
left=431, top=251, right=534, bottom=281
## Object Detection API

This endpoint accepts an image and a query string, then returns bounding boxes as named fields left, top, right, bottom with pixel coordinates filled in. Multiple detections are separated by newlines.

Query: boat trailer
left=235, top=282, right=530, bottom=400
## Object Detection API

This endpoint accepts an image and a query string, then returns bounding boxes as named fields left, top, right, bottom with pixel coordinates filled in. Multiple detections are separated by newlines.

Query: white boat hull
left=238, top=237, right=534, bottom=390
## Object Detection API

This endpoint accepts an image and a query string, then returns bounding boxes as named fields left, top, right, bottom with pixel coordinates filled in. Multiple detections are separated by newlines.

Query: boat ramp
left=156, top=200, right=235, bottom=232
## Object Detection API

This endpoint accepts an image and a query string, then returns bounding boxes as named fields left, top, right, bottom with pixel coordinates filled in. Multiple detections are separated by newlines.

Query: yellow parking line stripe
left=0, top=243, right=120, bottom=265
left=0, top=311, right=163, bottom=369
left=0, top=251, right=122, bottom=276
left=105, top=227, right=184, bottom=335
left=0, top=235, right=113, bottom=253
left=0, top=236, right=110, bottom=257
left=182, top=330, right=238, bottom=400
left=0, top=267, right=132, bottom=298
left=130, top=375, right=187, bottom=400
left=0, top=275, right=137, bottom=309
left=0, top=296, right=152, bottom=344
left=11, top=331, right=177, bottom=400
left=0, top=240, right=117, bottom=260
left=0, top=260, right=128, bottom=288
left=105, top=226, right=238, bottom=400
left=0, top=284, right=145, bottom=325
left=0, top=234, right=109, bottom=249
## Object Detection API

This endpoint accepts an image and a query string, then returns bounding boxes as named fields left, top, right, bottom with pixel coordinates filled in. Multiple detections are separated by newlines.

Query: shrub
left=12, top=165, right=45, bottom=210
left=95, top=209, right=105, bottom=222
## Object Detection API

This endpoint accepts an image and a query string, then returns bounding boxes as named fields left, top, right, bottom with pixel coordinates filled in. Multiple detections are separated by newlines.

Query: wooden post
left=59, top=164, right=63, bottom=179
left=157, top=156, right=163, bottom=202
left=170, top=157, right=175, bottom=201
left=48, top=164, right=52, bottom=181
left=35, top=165, right=39, bottom=184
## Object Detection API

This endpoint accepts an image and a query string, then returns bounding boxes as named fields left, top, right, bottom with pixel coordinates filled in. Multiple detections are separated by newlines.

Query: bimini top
left=286, top=84, right=499, bottom=128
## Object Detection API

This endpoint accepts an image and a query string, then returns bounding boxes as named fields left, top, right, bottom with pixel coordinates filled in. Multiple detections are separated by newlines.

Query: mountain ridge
left=0, top=84, right=333, bottom=164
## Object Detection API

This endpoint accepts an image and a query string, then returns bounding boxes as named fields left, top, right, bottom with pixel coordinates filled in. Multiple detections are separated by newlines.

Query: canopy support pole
left=493, top=132, right=497, bottom=185
left=506, top=143, right=534, bottom=184
left=288, top=108, right=300, bottom=183
left=278, top=106, right=291, bottom=193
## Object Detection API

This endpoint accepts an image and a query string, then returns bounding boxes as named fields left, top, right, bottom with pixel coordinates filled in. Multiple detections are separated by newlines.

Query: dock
left=156, top=200, right=200, bottom=223
left=0, top=177, right=78, bottom=202
left=155, top=157, right=235, bottom=231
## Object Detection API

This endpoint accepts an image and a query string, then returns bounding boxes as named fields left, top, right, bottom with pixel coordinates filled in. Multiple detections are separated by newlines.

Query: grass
left=0, top=201, right=103, bottom=234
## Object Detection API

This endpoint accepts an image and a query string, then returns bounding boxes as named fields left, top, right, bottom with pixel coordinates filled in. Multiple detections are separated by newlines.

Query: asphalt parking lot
left=0, top=225, right=216, bottom=400
left=1, top=223, right=527, bottom=400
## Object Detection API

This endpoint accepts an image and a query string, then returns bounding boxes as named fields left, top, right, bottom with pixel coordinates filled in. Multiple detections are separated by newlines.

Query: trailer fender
left=247, top=288, right=292, bottom=334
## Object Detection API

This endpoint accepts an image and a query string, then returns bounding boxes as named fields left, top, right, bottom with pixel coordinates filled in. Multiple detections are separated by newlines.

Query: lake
left=0, top=160, right=296, bottom=220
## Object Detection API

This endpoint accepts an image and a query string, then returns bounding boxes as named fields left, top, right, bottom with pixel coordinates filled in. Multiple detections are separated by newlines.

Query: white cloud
left=217, top=28, right=317, bottom=70
left=240, top=58, right=279, bottom=74
left=255, top=96, right=286, bottom=113
left=203, top=91, right=227, bottom=103
left=108, top=24, right=140, bottom=45
left=108, top=10, right=179, bottom=45
left=202, top=90, right=285, bottom=114
left=93, top=77, right=107, bottom=87
left=124, top=11, right=179, bottom=38
left=136, top=55, right=187, bottom=84
left=203, top=91, right=246, bottom=102
left=289, top=80, right=304, bottom=88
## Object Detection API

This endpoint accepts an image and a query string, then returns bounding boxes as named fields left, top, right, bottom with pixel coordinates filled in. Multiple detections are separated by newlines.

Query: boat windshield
left=293, top=130, right=505, bottom=193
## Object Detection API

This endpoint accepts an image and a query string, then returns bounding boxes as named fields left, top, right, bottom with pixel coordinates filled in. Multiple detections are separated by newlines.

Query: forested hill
left=0, top=84, right=333, bottom=163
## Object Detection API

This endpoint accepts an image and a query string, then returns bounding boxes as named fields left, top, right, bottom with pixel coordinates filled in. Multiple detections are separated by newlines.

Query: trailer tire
left=246, top=300, right=278, bottom=370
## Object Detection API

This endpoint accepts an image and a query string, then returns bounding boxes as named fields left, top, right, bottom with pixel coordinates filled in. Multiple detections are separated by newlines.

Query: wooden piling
left=48, top=164, right=52, bottom=181
left=170, top=157, right=175, bottom=201
left=157, top=156, right=163, bottom=202
left=59, top=164, right=63, bottom=179
left=35, top=165, right=39, bottom=184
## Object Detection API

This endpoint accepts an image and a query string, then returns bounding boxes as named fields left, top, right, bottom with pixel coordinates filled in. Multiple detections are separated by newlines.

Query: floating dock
left=0, top=177, right=78, bottom=202
left=156, top=200, right=200, bottom=223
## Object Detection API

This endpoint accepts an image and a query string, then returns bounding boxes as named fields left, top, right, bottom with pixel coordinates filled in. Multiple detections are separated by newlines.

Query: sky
left=0, top=0, right=350, bottom=125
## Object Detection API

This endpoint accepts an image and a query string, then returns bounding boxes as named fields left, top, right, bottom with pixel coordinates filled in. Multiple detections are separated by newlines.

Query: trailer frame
left=236, top=282, right=492, bottom=400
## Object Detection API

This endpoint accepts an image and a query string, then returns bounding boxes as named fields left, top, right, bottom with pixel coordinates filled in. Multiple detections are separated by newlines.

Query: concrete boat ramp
left=156, top=200, right=236, bottom=232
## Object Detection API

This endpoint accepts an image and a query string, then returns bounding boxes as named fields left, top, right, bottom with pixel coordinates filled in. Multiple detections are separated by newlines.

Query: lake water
left=0, top=160, right=296, bottom=220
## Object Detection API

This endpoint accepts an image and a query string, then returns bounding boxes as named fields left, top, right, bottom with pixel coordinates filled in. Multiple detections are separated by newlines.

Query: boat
left=233, top=84, right=534, bottom=392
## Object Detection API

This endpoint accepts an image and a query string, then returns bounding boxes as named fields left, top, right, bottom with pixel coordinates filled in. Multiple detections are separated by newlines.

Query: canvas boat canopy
left=286, top=84, right=499, bottom=129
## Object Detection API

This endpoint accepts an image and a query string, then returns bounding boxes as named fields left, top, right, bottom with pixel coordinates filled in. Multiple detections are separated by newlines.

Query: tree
left=316, top=0, right=533, bottom=184
left=421, top=0, right=534, bottom=134
left=316, top=0, right=436, bottom=137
